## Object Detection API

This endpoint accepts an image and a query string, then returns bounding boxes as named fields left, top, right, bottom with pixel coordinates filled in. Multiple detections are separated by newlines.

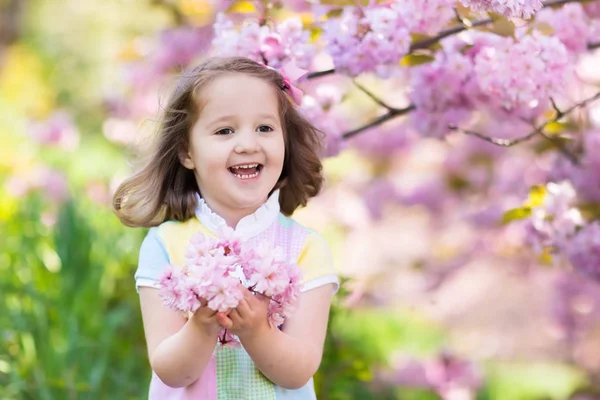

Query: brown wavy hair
left=112, top=56, right=324, bottom=227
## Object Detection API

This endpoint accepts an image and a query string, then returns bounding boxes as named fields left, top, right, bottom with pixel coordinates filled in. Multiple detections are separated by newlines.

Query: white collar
left=194, top=190, right=281, bottom=240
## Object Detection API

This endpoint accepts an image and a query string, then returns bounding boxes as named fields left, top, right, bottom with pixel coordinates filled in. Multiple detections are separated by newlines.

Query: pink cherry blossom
left=215, top=226, right=243, bottom=257
left=28, top=111, right=80, bottom=150
left=159, top=230, right=303, bottom=332
left=536, top=4, right=593, bottom=54
left=584, top=1, right=600, bottom=18
left=460, top=0, right=543, bottom=19
left=206, top=275, right=244, bottom=312
left=249, top=256, right=290, bottom=297
left=185, top=232, right=217, bottom=265
left=395, top=352, right=482, bottom=397
left=473, top=30, right=570, bottom=115
left=566, top=221, right=600, bottom=282
left=212, top=13, right=315, bottom=69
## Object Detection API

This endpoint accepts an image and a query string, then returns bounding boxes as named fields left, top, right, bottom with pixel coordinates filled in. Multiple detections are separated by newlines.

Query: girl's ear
left=179, top=149, right=195, bottom=170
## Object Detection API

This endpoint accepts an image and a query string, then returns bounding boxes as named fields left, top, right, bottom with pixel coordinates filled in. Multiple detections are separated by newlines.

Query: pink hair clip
left=262, top=60, right=308, bottom=106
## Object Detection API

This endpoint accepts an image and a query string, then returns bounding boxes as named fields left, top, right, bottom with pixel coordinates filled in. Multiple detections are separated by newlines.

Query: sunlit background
left=2, top=0, right=600, bottom=399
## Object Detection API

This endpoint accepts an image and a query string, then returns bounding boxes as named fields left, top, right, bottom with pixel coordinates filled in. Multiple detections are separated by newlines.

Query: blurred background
left=2, top=0, right=600, bottom=399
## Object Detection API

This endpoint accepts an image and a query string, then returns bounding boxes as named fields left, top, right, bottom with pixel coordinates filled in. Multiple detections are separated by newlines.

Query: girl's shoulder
left=272, top=214, right=339, bottom=292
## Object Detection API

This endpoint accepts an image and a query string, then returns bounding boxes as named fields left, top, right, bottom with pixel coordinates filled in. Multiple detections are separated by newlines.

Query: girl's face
left=181, top=73, right=285, bottom=225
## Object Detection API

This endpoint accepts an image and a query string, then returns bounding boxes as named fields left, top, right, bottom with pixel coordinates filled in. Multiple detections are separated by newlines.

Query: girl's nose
left=234, top=130, right=260, bottom=154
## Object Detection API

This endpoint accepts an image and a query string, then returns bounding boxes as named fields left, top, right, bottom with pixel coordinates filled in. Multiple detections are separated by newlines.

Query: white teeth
left=231, top=163, right=259, bottom=170
left=233, top=171, right=259, bottom=179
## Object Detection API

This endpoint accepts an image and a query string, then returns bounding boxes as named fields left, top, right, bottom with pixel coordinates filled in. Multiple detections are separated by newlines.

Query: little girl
left=113, top=56, right=339, bottom=399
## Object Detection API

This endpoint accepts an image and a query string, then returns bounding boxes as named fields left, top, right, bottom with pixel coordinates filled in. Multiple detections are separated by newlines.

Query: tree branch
left=449, top=91, right=600, bottom=164
left=342, top=105, right=416, bottom=140
left=307, top=0, right=593, bottom=80
left=352, top=80, right=399, bottom=111
left=589, top=41, right=600, bottom=51
left=449, top=126, right=539, bottom=146
left=542, top=0, right=590, bottom=7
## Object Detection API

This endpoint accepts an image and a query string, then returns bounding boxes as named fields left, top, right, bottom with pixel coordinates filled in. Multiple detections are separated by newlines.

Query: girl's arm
left=139, top=287, right=220, bottom=388
left=217, top=284, right=335, bottom=389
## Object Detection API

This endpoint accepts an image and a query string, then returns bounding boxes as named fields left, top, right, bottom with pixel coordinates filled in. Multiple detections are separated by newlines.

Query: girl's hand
left=216, top=287, right=270, bottom=339
left=189, top=301, right=227, bottom=338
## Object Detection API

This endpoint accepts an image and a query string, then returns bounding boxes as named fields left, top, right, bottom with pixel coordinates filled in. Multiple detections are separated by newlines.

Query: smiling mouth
left=228, top=163, right=263, bottom=180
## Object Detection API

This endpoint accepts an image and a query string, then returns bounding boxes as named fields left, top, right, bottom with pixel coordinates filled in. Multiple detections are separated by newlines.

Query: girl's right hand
left=188, top=304, right=227, bottom=338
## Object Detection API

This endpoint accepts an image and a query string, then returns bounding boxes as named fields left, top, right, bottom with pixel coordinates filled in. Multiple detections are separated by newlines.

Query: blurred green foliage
left=0, top=195, right=148, bottom=399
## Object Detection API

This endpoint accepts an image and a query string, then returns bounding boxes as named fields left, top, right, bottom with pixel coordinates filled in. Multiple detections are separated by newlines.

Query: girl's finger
left=229, top=309, right=242, bottom=324
left=236, top=299, right=251, bottom=319
left=243, top=288, right=255, bottom=300
left=217, top=312, right=233, bottom=329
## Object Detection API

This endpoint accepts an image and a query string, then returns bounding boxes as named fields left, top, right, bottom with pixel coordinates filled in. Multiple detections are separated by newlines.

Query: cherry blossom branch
left=353, top=80, right=399, bottom=111
left=543, top=0, right=593, bottom=7
left=589, top=41, right=600, bottom=51
left=306, top=0, right=592, bottom=80
left=449, top=91, right=600, bottom=163
left=342, top=105, right=416, bottom=140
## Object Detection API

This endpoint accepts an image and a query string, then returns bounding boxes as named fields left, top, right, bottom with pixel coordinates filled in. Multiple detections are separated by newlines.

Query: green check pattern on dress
left=216, top=345, right=276, bottom=400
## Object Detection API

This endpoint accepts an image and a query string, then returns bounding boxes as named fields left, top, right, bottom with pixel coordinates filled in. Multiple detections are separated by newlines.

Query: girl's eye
left=215, top=128, right=233, bottom=135
left=257, top=125, right=274, bottom=133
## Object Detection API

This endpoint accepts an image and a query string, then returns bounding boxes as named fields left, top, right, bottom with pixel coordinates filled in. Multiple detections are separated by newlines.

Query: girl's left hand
left=216, top=287, right=271, bottom=339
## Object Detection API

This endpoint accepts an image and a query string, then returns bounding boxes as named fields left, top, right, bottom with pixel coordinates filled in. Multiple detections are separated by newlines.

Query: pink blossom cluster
left=125, top=26, right=213, bottom=91
left=394, top=352, right=482, bottom=398
left=153, top=26, right=213, bottom=73
left=522, top=181, right=600, bottom=282
left=459, top=0, right=543, bottom=19
left=321, top=1, right=454, bottom=77
left=406, top=30, right=566, bottom=138
left=211, top=13, right=315, bottom=69
left=408, top=51, right=474, bottom=137
left=158, top=227, right=303, bottom=332
left=565, top=221, right=600, bottom=282
left=473, top=30, right=570, bottom=113
left=551, top=272, right=600, bottom=341
left=536, top=4, right=593, bottom=53
left=5, top=165, right=69, bottom=205
left=525, top=181, right=583, bottom=254
left=299, top=92, right=348, bottom=157
left=28, top=111, right=80, bottom=150
left=584, top=1, right=600, bottom=18
left=550, top=130, right=600, bottom=203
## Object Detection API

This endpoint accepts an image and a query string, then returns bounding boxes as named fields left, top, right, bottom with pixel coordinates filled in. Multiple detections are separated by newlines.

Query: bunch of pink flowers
left=158, top=227, right=303, bottom=346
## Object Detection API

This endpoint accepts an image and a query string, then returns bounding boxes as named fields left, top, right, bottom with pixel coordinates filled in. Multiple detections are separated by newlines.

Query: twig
left=410, top=17, right=493, bottom=51
left=589, top=41, right=600, bottom=51
left=450, top=126, right=539, bottom=146
left=353, top=80, right=398, bottom=111
left=542, top=0, right=590, bottom=7
left=449, top=91, right=600, bottom=164
left=549, top=97, right=564, bottom=118
left=342, top=105, right=416, bottom=140
left=537, top=128, right=579, bottom=165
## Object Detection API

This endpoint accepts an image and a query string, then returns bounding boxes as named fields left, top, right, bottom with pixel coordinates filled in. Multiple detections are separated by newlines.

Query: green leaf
left=400, top=53, right=435, bottom=67
left=410, top=33, right=443, bottom=51
left=524, top=185, right=546, bottom=208
left=486, top=13, right=516, bottom=37
left=226, top=1, right=256, bottom=13
left=502, top=207, right=532, bottom=224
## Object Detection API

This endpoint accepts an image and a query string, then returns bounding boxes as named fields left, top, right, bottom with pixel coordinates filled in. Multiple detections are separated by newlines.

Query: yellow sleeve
left=296, top=231, right=339, bottom=293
